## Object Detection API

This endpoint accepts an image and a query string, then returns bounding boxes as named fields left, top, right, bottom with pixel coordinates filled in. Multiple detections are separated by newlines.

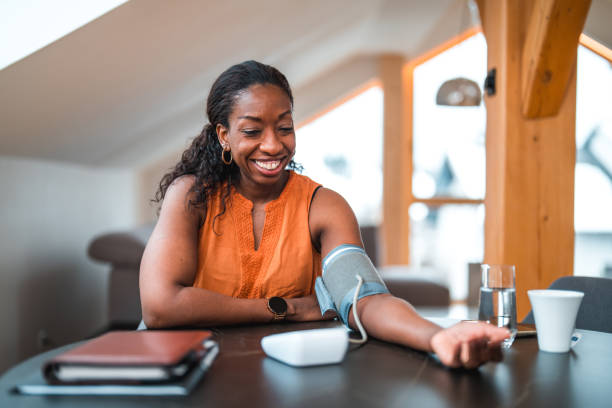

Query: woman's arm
left=309, top=188, right=508, bottom=368
left=139, top=177, right=316, bottom=328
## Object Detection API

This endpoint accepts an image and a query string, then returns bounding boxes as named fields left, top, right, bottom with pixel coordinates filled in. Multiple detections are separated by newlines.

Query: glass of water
left=478, top=264, right=517, bottom=349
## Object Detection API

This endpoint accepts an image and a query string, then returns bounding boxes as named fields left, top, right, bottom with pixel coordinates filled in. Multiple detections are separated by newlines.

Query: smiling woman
left=139, top=60, right=510, bottom=369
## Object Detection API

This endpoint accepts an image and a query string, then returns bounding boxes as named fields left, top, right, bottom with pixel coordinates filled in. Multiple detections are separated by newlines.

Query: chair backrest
left=379, top=266, right=450, bottom=307
left=360, top=225, right=380, bottom=267
left=522, top=276, right=612, bottom=333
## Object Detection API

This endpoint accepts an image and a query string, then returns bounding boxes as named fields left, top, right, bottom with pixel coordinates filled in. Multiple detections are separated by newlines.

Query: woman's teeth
left=255, top=160, right=280, bottom=170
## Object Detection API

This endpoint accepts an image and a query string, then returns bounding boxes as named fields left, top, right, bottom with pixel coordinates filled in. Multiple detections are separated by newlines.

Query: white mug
left=527, top=289, right=584, bottom=353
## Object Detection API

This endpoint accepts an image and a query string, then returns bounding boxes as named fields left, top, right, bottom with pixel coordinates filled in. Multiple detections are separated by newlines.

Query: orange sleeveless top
left=193, top=171, right=322, bottom=299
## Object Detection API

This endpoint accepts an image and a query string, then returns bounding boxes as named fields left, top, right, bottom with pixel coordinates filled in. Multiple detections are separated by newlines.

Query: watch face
left=268, top=297, right=287, bottom=314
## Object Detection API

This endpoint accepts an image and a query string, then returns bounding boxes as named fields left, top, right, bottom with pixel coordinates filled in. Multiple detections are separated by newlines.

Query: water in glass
left=478, top=286, right=517, bottom=348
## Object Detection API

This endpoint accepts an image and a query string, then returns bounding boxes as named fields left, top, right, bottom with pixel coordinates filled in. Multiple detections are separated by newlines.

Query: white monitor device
left=261, top=328, right=349, bottom=367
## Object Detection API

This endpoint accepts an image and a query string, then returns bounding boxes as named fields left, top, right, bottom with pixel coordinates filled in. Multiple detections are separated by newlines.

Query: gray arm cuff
left=314, top=244, right=389, bottom=326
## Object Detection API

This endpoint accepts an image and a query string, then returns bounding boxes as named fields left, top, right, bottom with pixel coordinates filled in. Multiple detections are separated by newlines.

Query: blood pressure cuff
left=315, top=244, right=389, bottom=326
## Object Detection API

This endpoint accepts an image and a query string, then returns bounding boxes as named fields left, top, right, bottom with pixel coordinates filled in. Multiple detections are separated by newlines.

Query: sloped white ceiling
left=584, top=0, right=612, bottom=50
left=0, top=0, right=609, bottom=168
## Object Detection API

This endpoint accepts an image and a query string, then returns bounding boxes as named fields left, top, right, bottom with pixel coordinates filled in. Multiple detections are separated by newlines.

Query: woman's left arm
left=309, top=188, right=509, bottom=369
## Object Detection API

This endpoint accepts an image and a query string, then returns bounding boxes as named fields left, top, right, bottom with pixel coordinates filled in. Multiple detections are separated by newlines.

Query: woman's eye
left=279, top=126, right=294, bottom=133
left=242, top=129, right=261, bottom=136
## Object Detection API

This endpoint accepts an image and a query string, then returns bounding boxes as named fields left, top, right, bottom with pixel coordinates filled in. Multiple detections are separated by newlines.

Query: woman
left=140, top=60, right=509, bottom=369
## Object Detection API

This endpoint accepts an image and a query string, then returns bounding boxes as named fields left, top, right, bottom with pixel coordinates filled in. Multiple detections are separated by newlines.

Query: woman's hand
left=286, top=295, right=336, bottom=322
left=429, top=321, right=509, bottom=369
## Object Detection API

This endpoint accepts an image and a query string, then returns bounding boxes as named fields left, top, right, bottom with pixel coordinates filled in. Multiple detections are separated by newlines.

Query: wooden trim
left=296, top=78, right=381, bottom=129
left=579, top=33, right=612, bottom=62
left=401, top=26, right=486, bottom=268
left=406, top=26, right=481, bottom=68
left=412, top=197, right=484, bottom=207
left=403, top=62, right=414, bottom=262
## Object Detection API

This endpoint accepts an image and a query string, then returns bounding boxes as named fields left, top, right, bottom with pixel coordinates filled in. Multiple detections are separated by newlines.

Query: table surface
left=2, top=320, right=612, bottom=408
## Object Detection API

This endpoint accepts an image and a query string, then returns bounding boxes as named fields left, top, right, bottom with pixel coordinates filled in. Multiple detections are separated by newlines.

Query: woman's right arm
left=139, top=177, right=275, bottom=328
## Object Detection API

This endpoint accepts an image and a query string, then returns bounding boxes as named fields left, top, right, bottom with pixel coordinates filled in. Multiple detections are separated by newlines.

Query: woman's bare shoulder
left=159, top=175, right=203, bottom=225
left=309, top=187, right=361, bottom=255
left=165, top=174, right=196, bottom=198
left=311, top=186, right=350, bottom=208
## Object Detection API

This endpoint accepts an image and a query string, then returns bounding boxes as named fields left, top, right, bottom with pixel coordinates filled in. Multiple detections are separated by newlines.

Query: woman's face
left=217, top=84, right=295, bottom=189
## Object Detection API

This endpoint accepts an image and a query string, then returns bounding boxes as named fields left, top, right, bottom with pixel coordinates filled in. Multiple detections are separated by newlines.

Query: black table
left=2, top=320, right=611, bottom=407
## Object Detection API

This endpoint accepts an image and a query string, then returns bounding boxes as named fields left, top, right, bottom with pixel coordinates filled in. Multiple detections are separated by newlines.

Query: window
left=295, top=85, right=384, bottom=226
left=410, top=32, right=487, bottom=301
left=574, top=40, right=612, bottom=279
left=294, top=32, right=610, bottom=301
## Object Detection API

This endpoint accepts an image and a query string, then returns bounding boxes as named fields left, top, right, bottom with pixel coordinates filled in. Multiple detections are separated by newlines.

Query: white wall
left=137, top=150, right=181, bottom=225
left=0, top=156, right=137, bottom=374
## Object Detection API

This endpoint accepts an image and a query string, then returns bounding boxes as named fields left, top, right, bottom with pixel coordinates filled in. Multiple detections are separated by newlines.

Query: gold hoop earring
left=221, top=148, right=233, bottom=165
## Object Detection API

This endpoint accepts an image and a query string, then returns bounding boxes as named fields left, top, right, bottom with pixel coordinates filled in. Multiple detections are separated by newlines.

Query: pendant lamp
left=435, top=78, right=482, bottom=106
left=435, top=0, right=482, bottom=107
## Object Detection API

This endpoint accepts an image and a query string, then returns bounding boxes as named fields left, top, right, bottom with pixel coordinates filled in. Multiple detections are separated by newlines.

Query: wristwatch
left=267, top=296, right=288, bottom=321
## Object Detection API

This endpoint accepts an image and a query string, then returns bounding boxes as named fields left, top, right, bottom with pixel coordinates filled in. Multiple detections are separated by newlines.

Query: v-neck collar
left=231, top=171, right=293, bottom=211
left=230, top=171, right=295, bottom=298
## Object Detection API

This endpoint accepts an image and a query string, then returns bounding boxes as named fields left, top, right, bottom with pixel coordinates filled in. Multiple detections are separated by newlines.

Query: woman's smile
left=254, top=159, right=282, bottom=172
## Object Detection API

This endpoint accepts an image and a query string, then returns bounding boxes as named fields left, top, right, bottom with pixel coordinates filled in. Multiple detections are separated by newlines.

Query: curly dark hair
left=154, top=60, right=301, bottom=225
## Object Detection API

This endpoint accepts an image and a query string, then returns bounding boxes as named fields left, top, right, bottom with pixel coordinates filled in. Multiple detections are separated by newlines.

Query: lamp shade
left=436, top=77, right=482, bottom=106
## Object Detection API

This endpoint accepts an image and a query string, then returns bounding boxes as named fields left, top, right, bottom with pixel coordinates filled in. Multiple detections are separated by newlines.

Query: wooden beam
left=477, top=0, right=578, bottom=318
left=380, top=55, right=412, bottom=266
left=521, top=0, right=591, bottom=118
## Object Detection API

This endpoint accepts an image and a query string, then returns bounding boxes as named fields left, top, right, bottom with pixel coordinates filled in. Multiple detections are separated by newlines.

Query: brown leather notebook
left=43, top=330, right=214, bottom=385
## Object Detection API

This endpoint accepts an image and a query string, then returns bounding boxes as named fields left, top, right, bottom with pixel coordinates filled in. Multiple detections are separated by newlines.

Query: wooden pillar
left=476, top=0, right=590, bottom=318
left=379, top=55, right=412, bottom=266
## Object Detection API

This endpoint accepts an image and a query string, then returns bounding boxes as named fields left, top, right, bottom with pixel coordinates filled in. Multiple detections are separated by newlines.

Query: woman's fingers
left=460, top=337, right=486, bottom=369
left=488, top=340, right=504, bottom=362
left=460, top=340, right=476, bottom=368
left=430, top=321, right=509, bottom=369
left=430, top=329, right=457, bottom=367
left=480, top=323, right=512, bottom=343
